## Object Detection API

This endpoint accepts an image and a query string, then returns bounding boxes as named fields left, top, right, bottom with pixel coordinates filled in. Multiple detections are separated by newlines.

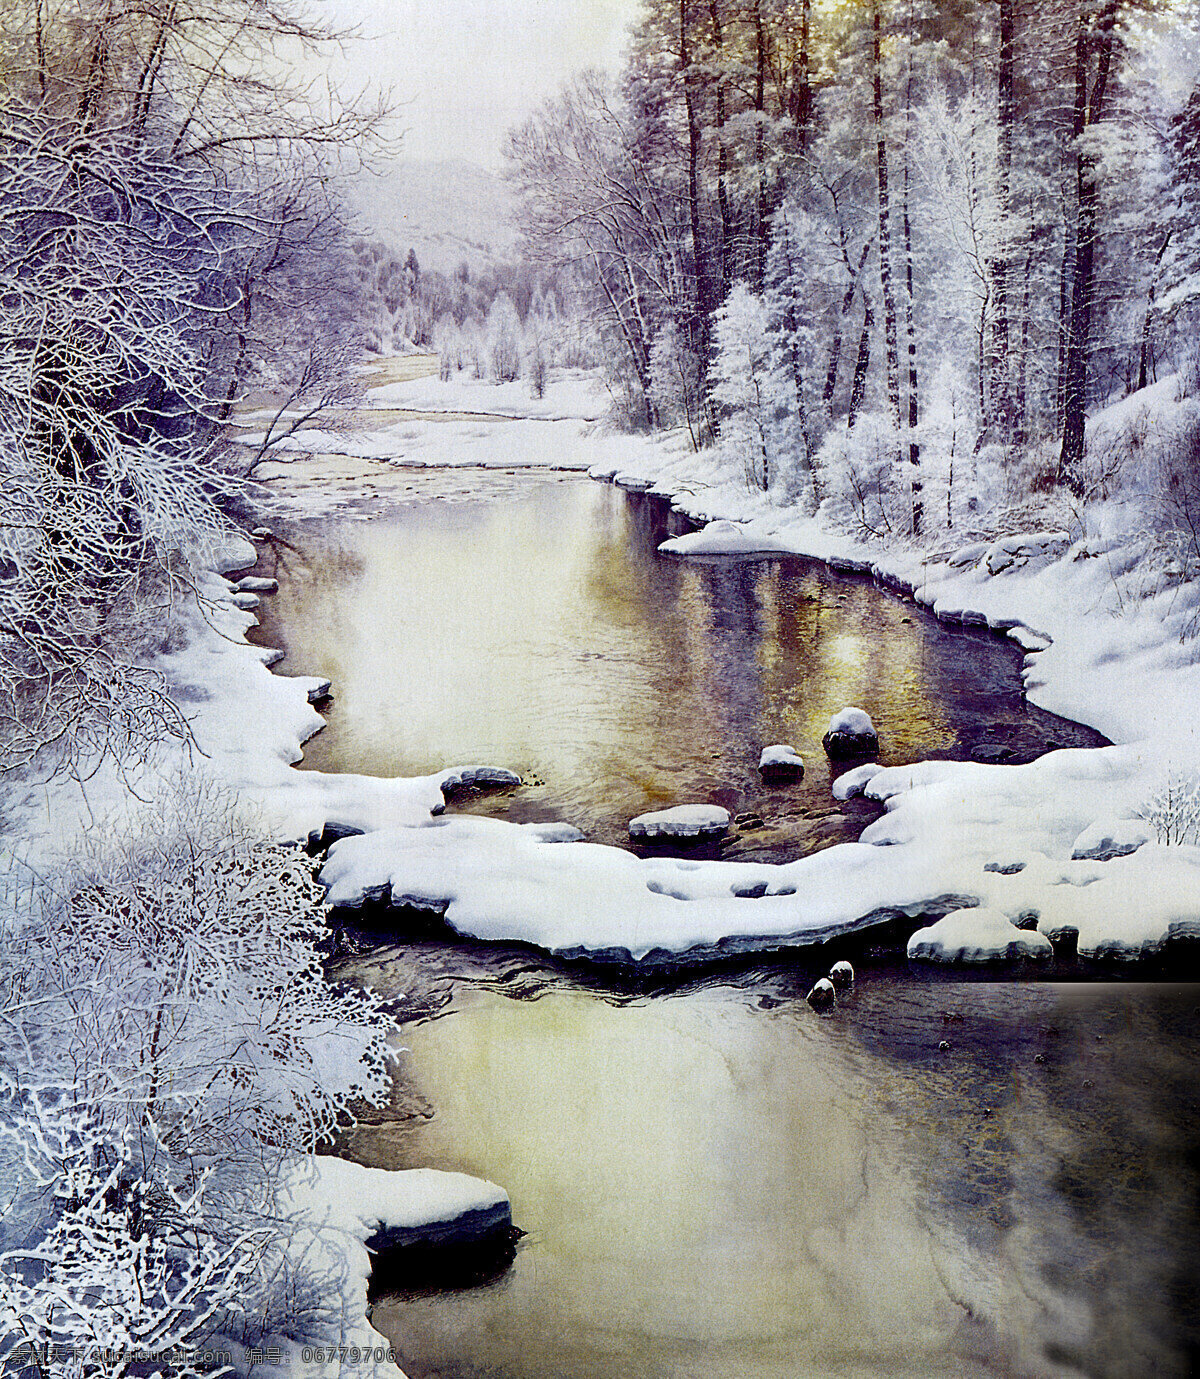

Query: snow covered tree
left=0, top=0, right=387, bottom=780
left=0, top=786, right=398, bottom=1372
left=710, top=283, right=778, bottom=490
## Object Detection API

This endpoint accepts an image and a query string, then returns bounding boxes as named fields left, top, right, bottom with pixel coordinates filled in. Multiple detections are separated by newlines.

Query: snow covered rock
left=759, top=744, right=804, bottom=778
left=236, top=575, right=280, bottom=595
left=829, top=960, right=855, bottom=988
left=232, top=591, right=260, bottom=610
left=286, top=1158, right=512, bottom=1253
left=833, top=763, right=884, bottom=800
left=629, top=804, right=731, bottom=841
left=983, top=531, right=1071, bottom=577
left=438, top=764, right=521, bottom=795
left=807, top=977, right=836, bottom=1008
left=1070, top=818, right=1153, bottom=861
left=822, top=707, right=879, bottom=760
left=303, top=677, right=333, bottom=704
left=907, top=907, right=1054, bottom=964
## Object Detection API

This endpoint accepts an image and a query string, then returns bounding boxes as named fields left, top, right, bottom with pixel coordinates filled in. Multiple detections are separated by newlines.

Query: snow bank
left=659, top=519, right=792, bottom=556
left=249, top=1158, right=508, bottom=1379
left=362, top=366, right=607, bottom=422
left=283, top=1156, right=511, bottom=1253
left=907, top=907, right=1054, bottom=964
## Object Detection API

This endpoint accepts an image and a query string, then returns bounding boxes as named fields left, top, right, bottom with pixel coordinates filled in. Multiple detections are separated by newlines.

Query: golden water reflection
left=257, top=475, right=1104, bottom=858
left=351, top=973, right=1200, bottom=1379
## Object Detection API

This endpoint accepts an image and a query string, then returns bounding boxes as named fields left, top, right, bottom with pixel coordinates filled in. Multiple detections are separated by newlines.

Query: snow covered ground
left=9, top=355, right=1200, bottom=1378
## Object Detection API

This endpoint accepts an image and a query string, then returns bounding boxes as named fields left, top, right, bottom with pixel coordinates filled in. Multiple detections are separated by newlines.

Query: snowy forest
left=505, top=0, right=1200, bottom=546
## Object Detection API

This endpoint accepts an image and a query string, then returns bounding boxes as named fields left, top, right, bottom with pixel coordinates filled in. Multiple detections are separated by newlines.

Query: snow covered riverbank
left=299, top=365, right=1200, bottom=967
left=15, top=364, right=1199, bottom=972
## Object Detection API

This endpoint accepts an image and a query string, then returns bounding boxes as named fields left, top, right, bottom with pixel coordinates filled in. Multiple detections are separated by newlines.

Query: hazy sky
left=323, top=0, right=642, bottom=168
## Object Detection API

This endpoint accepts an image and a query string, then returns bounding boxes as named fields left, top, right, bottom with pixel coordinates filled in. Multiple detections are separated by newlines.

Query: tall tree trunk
left=1017, top=230, right=1033, bottom=444
left=871, top=0, right=903, bottom=444
left=709, top=2, right=731, bottom=300
left=753, top=0, right=769, bottom=292
left=680, top=0, right=713, bottom=386
left=794, top=0, right=813, bottom=148
left=134, top=0, right=178, bottom=133
left=993, top=0, right=1016, bottom=438
left=1136, top=230, right=1171, bottom=392
left=847, top=292, right=875, bottom=430
left=902, top=105, right=921, bottom=534
left=1059, top=0, right=1118, bottom=486
left=825, top=241, right=871, bottom=411
left=34, top=0, right=47, bottom=100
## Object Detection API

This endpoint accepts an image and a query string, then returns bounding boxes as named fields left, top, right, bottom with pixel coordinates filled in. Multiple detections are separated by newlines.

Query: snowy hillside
left=346, top=158, right=519, bottom=272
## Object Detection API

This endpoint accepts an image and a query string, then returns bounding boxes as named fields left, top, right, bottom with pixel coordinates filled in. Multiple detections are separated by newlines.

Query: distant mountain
left=345, top=159, right=520, bottom=274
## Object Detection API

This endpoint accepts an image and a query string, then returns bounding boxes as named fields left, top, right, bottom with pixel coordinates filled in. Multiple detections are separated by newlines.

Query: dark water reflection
left=257, top=473, right=1104, bottom=859
left=338, top=950, right=1200, bottom=1379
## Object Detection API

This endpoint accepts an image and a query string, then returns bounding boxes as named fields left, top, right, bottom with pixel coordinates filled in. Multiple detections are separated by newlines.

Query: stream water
left=254, top=470, right=1199, bottom=1378
left=257, top=471, right=1104, bottom=860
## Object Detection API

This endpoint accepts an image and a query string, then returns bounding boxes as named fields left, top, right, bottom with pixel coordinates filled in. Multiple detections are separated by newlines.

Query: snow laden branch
left=0, top=0, right=391, bottom=779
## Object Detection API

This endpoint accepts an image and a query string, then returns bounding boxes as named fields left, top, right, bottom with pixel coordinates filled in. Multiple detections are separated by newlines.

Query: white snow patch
left=907, top=907, right=1054, bottom=964
left=659, top=519, right=792, bottom=556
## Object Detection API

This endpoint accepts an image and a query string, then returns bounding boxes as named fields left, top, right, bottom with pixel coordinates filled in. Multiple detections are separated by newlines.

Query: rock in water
left=806, top=978, right=836, bottom=1009
left=758, top=744, right=805, bottom=779
left=829, top=960, right=854, bottom=989
left=822, top=706, right=878, bottom=759
left=629, top=805, right=730, bottom=841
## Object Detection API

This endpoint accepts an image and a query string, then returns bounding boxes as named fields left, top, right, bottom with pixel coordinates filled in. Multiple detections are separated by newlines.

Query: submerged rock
left=439, top=765, right=522, bottom=795
left=629, top=804, right=731, bottom=841
left=823, top=707, right=879, bottom=760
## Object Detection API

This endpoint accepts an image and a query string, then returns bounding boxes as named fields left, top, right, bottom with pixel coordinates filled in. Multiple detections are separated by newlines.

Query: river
left=254, top=469, right=1199, bottom=1379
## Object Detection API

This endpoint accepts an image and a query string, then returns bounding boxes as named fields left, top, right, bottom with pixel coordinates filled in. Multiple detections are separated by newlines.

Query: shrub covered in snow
left=0, top=784, right=398, bottom=1372
left=1136, top=771, right=1200, bottom=846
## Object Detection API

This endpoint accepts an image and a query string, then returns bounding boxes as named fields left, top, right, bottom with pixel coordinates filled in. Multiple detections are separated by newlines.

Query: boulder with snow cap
left=629, top=804, right=730, bottom=841
left=1071, top=818, right=1153, bottom=862
left=807, top=977, right=836, bottom=1009
left=822, top=707, right=879, bottom=760
left=759, top=744, right=804, bottom=779
left=829, top=960, right=854, bottom=989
